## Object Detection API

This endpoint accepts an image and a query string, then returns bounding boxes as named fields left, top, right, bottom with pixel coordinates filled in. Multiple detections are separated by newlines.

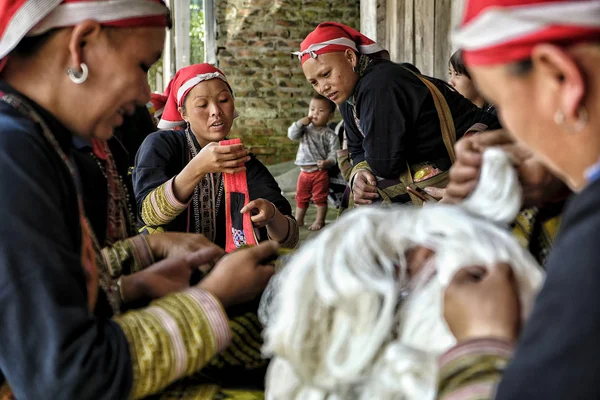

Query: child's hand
left=299, top=116, right=312, bottom=126
left=317, top=160, right=330, bottom=170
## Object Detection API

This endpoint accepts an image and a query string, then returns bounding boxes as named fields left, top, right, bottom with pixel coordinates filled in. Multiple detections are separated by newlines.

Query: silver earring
left=352, top=65, right=358, bottom=73
left=67, top=63, right=88, bottom=84
left=554, top=106, right=588, bottom=133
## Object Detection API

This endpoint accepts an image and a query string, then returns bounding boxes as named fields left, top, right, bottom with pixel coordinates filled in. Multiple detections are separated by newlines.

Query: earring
left=352, top=65, right=358, bottom=74
left=554, top=106, right=588, bottom=133
left=67, top=63, right=88, bottom=84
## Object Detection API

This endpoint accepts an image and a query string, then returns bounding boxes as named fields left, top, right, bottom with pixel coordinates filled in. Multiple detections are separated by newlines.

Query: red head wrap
left=157, top=63, right=235, bottom=130
left=0, top=0, right=170, bottom=67
left=453, top=0, right=600, bottom=66
left=294, top=22, right=388, bottom=65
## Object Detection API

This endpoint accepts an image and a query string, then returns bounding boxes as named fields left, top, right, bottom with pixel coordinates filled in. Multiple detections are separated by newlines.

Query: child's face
left=308, top=98, right=332, bottom=127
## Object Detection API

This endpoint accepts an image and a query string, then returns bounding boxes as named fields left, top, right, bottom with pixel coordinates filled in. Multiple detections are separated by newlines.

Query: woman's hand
left=241, top=199, right=277, bottom=228
left=144, top=232, right=225, bottom=261
left=440, top=130, right=568, bottom=206
left=444, top=263, right=521, bottom=343
left=352, top=169, right=379, bottom=205
left=198, top=241, right=278, bottom=307
left=121, top=247, right=223, bottom=303
left=191, top=142, right=251, bottom=176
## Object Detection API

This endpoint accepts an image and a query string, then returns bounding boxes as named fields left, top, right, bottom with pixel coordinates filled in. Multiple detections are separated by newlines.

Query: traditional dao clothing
left=437, top=2, right=600, bottom=400
left=296, top=22, right=500, bottom=206
left=134, top=63, right=298, bottom=250
left=133, top=64, right=298, bottom=394
left=0, top=2, right=265, bottom=400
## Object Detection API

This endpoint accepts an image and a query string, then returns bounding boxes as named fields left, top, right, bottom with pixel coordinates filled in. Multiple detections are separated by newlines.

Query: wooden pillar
left=361, top=0, right=378, bottom=40
left=204, top=0, right=216, bottom=65
left=163, top=0, right=176, bottom=89
left=174, top=0, right=191, bottom=70
left=434, top=0, right=453, bottom=79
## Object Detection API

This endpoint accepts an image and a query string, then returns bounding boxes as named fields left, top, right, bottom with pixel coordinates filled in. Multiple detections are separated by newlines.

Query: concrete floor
left=268, top=161, right=341, bottom=244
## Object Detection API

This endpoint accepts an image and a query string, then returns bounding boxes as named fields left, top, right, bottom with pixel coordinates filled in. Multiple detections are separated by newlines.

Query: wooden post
left=204, top=0, right=216, bottom=65
left=163, top=0, right=176, bottom=89
left=414, top=0, right=435, bottom=76
left=434, top=0, right=453, bottom=79
left=174, top=0, right=191, bottom=70
left=361, top=0, right=378, bottom=40
left=402, top=0, right=414, bottom=65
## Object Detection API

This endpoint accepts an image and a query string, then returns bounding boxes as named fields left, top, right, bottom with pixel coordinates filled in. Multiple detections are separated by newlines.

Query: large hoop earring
left=554, top=106, right=588, bottom=133
left=67, top=63, right=88, bottom=84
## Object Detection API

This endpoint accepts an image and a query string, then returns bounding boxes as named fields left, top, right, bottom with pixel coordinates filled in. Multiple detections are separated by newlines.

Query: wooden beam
left=361, top=0, right=378, bottom=40
left=434, top=0, right=452, bottom=79
left=414, top=0, right=434, bottom=75
left=174, top=0, right=191, bottom=70
left=402, top=0, right=414, bottom=65
left=204, top=0, right=216, bottom=64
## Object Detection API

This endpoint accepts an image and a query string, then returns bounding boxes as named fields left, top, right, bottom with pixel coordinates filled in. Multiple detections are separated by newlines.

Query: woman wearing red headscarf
left=296, top=22, right=501, bottom=206
left=437, top=1, right=600, bottom=399
left=133, top=63, right=298, bottom=250
left=0, top=1, right=278, bottom=399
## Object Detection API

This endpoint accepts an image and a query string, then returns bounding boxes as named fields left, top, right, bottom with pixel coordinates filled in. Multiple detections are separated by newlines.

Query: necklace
left=185, top=128, right=224, bottom=241
left=0, top=92, right=123, bottom=314
left=90, top=141, right=136, bottom=245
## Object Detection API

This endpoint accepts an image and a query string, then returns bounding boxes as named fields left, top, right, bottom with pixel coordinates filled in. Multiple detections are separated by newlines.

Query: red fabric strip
left=220, top=138, right=257, bottom=252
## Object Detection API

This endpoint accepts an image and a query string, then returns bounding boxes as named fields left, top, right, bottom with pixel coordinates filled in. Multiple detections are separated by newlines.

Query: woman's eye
left=219, top=98, right=229, bottom=103
left=323, top=71, right=330, bottom=77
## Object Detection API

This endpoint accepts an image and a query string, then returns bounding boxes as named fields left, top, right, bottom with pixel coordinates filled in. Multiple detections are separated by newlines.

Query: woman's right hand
left=442, top=130, right=568, bottom=207
left=198, top=241, right=278, bottom=308
left=352, top=169, right=379, bottom=205
left=444, top=263, right=521, bottom=343
left=192, top=142, right=251, bottom=175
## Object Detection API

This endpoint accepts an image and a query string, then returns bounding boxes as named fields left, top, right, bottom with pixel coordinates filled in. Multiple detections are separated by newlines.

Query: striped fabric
left=141, top=177, right=189, bottom=227
left=437, top=339, right=515, bottom=400
left=114, top=288, right=231, bottom=399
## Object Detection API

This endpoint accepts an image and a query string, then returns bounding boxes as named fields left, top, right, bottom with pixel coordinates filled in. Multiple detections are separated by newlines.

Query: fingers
left=240, top=200, right=259, bottom=214
left=246, top=240, right=280, bottom=263
left=185, top=247, right=225, bottom=268
left=423, top=186, right=445, bottom=199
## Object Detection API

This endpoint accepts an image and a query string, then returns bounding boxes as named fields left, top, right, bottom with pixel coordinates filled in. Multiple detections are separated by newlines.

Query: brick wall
left=215, top=0, right=360, bottom=165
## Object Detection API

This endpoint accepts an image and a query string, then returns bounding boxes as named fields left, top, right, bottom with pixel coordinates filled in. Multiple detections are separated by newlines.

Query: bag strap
left=405, top=69, right=457, bottom=164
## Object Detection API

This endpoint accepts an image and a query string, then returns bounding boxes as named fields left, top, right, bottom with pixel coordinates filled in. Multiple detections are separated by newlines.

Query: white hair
left=261, top=148, right=545, bottom=400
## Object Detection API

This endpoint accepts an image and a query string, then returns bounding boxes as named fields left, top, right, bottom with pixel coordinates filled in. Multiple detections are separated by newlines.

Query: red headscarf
left=0, top=0, right=170, bottom=69
left=149, top=91, right=167, bottom=118
left=453, top=0, right=600, bottom=66
left=295, top=22, right=388, bottom=65
left=157, top=63, right=235, bottom=130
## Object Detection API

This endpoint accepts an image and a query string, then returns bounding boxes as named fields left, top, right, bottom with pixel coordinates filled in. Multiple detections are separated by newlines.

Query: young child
left=288, top=94, right=340, bottom=231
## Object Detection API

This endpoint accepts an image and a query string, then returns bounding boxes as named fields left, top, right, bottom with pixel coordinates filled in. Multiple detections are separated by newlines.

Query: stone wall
left=215, top=0, right=360, bottom=165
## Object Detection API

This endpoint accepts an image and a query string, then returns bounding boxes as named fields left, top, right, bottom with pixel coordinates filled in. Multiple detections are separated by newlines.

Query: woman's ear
left=531, top=43, right=586, bottom=121
left=178, top=106, right=187, bottom=122
left=67, top=20, right=103, bottom=70
left=344, top=48, right=357, bottom=69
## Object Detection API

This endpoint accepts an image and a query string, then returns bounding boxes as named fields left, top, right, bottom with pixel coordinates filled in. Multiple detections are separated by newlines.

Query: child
left=288, top=94, right=340, bottom=231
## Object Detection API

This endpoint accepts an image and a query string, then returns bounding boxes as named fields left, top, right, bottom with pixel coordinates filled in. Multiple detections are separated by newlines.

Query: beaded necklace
left=0, top=92, right=123, bottom=314
left=184, top=128, right=224, bottom=241
left=89, top=140, right=136, bottom=244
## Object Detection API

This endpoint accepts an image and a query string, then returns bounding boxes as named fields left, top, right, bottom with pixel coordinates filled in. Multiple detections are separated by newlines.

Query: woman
left=133, top=63, right=299, bottom=250
left=436, top=0, right=600, bottom=398
left=0, top=1, right=277, bottom=399
left=295, top=22, right=501, bottom=205
left=448, top=50, right=494, bottom=113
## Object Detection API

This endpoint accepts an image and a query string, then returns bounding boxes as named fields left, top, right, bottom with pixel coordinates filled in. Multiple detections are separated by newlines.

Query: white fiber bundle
left=262, top=148, right=545, bottom=400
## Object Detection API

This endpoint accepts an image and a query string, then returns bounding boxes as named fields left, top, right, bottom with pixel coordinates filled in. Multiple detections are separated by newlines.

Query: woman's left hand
left=241, top=199, right=277, bottom=228
left=144, top=232, right=225, bottom=261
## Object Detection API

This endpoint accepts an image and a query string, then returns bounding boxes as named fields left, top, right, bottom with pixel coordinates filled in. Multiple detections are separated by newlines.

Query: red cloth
left=157, top=63, right=232, bottom=130
left=295, top=170, right=329, bottom=209
left=221, top=138, right=258, bottom=253
left=0, top=0, right=170, bottom=63
left=455, top=0, right=600, bottom=66
left=295, top=22, right=388, bottom=65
